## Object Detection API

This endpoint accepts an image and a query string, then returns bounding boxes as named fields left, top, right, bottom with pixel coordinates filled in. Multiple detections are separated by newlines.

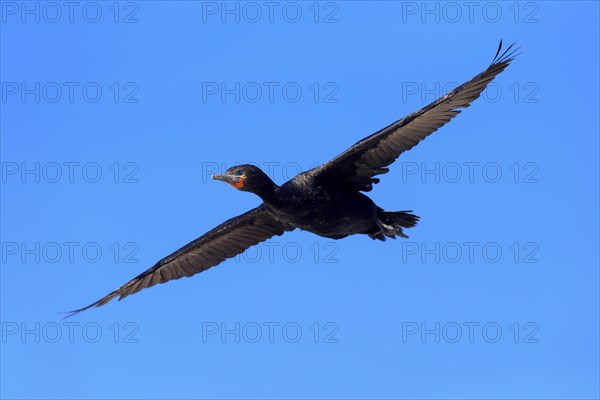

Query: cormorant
left=68, top=41, right=519, bottom=315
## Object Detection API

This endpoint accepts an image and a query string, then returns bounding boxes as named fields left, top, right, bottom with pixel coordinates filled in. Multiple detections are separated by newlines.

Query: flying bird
left=69, top=41, right=519, bottom=316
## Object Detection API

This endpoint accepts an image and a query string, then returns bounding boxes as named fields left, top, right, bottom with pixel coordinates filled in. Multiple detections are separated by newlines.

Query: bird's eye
left=235, top=170, right=244, bottom=176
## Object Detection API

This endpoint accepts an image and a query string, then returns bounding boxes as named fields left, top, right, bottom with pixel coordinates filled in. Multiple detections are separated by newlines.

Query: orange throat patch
left=228, top=178, right=245, bottom=189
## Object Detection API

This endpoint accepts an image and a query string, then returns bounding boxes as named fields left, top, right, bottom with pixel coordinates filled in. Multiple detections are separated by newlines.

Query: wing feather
left=67, top=205, right=292, bottom=316
left=310, top=41, right=520, bottom=191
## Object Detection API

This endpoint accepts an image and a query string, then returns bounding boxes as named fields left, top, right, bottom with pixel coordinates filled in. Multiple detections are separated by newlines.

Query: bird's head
left=212, top=164, right=274, bottom=194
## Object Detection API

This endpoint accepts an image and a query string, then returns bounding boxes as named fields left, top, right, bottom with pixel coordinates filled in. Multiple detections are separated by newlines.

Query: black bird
left=69, top=41, right=519, bottom=315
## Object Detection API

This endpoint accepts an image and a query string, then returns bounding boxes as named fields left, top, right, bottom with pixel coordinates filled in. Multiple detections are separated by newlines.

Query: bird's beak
left=212, top=173, right=238, bottom=183
left=212, top=173, right=245, bottom=189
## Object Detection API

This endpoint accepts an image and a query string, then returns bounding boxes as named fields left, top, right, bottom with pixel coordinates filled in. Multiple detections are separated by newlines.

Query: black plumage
left=68, top=41, right=519, bottom=316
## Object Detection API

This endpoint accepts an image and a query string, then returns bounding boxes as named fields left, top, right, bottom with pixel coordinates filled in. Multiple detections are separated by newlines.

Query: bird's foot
left=375, top=219, right=408, bottom=240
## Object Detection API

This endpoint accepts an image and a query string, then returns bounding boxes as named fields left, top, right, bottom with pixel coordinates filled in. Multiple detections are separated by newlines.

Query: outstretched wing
left=309, top=41, right=520, bottom=192
left=67, top=205, right=293, bottom=316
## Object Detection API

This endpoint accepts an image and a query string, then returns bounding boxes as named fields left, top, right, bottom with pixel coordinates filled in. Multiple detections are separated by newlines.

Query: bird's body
left=68, top=41, right=519, bottom=316
left=263, top=173, right=378, bottom=239
left=245, top=171, right=414, bottom=239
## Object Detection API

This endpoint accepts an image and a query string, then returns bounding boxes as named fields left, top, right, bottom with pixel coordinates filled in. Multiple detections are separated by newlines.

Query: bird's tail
left=383, top=211, right=420, bottom=228
left=368, top=210, right=420, bottom=241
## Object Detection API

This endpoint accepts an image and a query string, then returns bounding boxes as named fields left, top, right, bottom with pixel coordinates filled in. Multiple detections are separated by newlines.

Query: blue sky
left=1, top=1, right=598, bottom=399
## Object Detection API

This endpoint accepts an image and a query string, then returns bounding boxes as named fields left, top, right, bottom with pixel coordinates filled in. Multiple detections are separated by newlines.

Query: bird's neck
left=252, top=178, right=279, bottom=204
